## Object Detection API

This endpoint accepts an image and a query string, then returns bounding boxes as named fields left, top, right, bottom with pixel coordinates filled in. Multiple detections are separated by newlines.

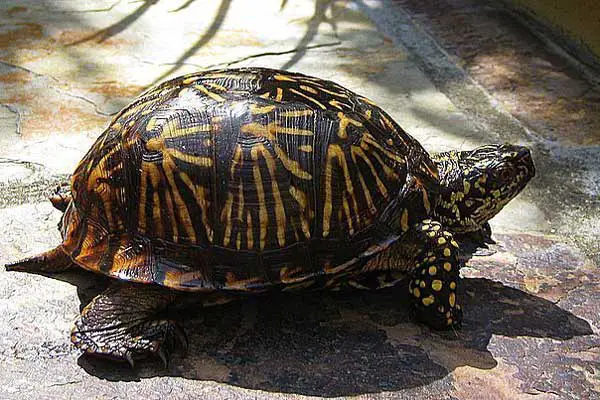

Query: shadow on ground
left=40, top=267, right=592, bottom=397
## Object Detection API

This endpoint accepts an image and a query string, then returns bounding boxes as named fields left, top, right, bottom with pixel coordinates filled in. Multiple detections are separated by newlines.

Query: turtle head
left=431, top=144, right=535, bottom=232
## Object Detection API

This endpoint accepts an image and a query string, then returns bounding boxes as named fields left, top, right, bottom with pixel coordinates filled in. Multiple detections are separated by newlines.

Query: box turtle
left=6, top=67, right=535, bottom=365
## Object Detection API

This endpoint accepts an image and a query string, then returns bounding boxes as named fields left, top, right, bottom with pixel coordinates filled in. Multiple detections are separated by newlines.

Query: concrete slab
left=0, top=0, right=598, bottom=398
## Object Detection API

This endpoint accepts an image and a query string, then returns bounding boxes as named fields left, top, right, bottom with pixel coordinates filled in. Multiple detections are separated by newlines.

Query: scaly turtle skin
left=6, top=68, right=535, bottom=365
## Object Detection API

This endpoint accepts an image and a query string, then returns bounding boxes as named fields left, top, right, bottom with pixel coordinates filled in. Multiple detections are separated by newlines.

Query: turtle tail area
left=5, top=245, right=73, bottom=273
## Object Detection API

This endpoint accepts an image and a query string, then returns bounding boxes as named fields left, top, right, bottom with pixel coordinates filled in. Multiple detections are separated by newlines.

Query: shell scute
left=63, top=68, right=437, bottom=290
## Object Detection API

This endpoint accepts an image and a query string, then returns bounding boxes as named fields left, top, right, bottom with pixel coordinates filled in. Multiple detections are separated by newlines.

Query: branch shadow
left=42, top=266, right=592, bottom=397
left=68, top=0, right=159, bottom=46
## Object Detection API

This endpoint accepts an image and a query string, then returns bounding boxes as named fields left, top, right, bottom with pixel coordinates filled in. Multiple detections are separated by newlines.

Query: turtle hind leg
left=5, top=246, right=73, bottom=273
left=409, top=219, right=462, bottom=330
left=71, top=283, right=187, bottom=367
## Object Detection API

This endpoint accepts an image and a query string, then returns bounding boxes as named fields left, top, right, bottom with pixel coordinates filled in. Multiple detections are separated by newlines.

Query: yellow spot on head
left=451, top=239, right=459, bottom=248
left=431, top=280, right=443, bottom=291
left=420, top=281, right=426, bottom=288
left=413, top=287, right=421, bottom=298
left=443, top=262, right=452, bottom=272
left=447, top=318, right=453, bottom=325
left=422, top=295, right=435, bottom=306
left=449, top=292, right=456, bottom=307
left=450, top=282, right=456, bottom=289
left=428, top=266, right=437, bottom=275
left=427, top=231, right=436, bottom=238
left=437, top=237, right=447, bottom=245
left=443, top=248, right=451, bottom=257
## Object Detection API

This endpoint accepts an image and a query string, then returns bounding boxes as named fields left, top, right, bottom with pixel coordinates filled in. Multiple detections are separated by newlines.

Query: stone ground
left=0, top=0, right=598, bottom=398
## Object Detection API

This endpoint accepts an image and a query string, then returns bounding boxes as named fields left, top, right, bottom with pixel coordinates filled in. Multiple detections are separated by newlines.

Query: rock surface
left=0, top=0, right=598, bottom=399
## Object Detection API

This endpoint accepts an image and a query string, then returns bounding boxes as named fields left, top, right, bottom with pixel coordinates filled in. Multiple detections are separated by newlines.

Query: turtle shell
left=59, top=68, right=440, bottom=291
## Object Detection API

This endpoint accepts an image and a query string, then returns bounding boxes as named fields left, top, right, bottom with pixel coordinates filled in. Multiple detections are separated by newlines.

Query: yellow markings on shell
left=258, top=145, right=287, bottom=247
left=275, top=88, right=284, bottom=101
left=178, top=171, right=213, bottom=242
left=221, top=191, right=234, bottom=247
left=318, top=86, right=349, bottom=98
left=401, top=209, right=409, bottom=232
left=443, top=262, right=452, bottom=272
left=274, top=74, right=296, bottom=82
left=289, top=88, right=326, bottom=110
left=300, top=84, right=318, bottom=94
left=280, top=109, right=314, bottom=118
left=289, top=185, right=311, bottom=239
left=298, top=144, right=313, bottom=153
left=413, top=287, right=421, bottom=298
left=431, top=280, right=443, bottom=291
left=246, top=211, right=254, bottom=249
left=163, top=155, right=197, bottom=242
left=250, top=104, right=276, bottom=114
left=337, top=112, right=363, bottom=139
left=194, top=84, right=226, bottom=102
left=240, top=122, right=313, bottom=180
left=362, top=133, right=404, bottom=165
left=449, top=292, right=456, bottom=307
left=138, top=165, right=149, bottom=232
left=428, top=266, right=437, bottom=275
left=231, top=145, right=243, bottom=178
left=275, top=125, right=314, bottom=136
left=350, top=145, right=388, bottom=198
left=182, top=76, right=199, bottom=85
left=144, top=163, right=164, bottom=237
left=422, top=295, right=435, bottom=306
left=323, top=144, right=360, bottom=236
left=443, top=247, right=451, bottom=257
left=419, top=281, right=426, bottom=288
left=450, top=282, right=456, bottom=290
left=167, top=148, right=213, bottom=167
left=251, top=146, right=269, bottom=250
left=329, top=100, right=345, bottom=110
left=360, top=137, right=400, bottom=182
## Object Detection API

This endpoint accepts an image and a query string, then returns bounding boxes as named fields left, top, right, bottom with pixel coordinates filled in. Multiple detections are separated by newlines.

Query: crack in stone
left=206, top=41, right=343, bottom=69
left=0, top=59, right=114, bottom=117
left=136, top=41, right=342, bottom=70
left=0, top=104, right=22, bottom=136
left=52, top=88, right=114, bottom=116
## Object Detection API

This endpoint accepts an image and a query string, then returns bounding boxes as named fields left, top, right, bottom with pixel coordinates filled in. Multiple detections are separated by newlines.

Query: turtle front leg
left=409, top=219, right=462, bottom=329
left=71, top=283, right=187, bottom=366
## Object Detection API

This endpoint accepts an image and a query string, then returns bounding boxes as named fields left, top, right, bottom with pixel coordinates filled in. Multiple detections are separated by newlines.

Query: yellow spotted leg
left=409, top=219, right=462, bottom=329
